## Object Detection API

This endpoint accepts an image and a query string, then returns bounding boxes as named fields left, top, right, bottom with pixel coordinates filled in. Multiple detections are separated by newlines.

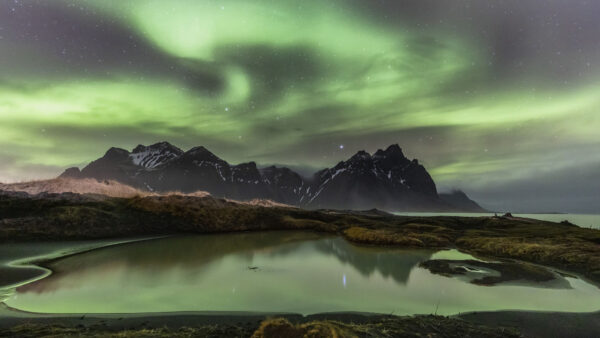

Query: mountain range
left=60, top=142, right=485, bottom=212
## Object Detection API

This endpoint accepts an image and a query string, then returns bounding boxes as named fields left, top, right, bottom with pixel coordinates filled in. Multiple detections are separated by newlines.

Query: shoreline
left=1, top=192, right=599, bottom=285
left=0, top=230, right=600, bottom=320
left=4, top=229, right=598, bottom=293
left=2, top=193, right=600, bottom=335
left=2, top=229, right=599, bottom=310
left=0, top=236, right=165, bottom=290
left=1, top=303, right=599, bottom=337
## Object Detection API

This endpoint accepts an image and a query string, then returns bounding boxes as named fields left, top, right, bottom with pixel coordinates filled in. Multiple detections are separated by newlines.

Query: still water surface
left=5, top=232, right=600, bottom=315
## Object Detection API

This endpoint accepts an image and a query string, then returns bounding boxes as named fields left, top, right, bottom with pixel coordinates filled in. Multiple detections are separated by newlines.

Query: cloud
left=0, top=0, right=599, bottom=212
left=465, top=161, right=600, bottom=213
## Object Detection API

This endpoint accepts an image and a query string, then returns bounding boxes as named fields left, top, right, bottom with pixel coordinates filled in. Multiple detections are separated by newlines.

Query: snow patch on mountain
left=130, top=142, right=183, bottom=169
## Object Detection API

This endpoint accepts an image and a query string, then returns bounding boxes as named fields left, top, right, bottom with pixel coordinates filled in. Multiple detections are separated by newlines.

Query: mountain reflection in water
left=17, top=232, right=431, bottom=294
left=7, top=231, right=600, bottom=315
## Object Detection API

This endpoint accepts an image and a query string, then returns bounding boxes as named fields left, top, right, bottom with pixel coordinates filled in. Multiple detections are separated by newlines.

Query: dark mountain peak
left=374, top=144, right=405, bottom=158
left=104, top=147, right=130, bottom=160
left=59, top=167, right=82, bottom=178
left=261, top=165, right=303, bottom=183
left=234, top=161, right=258, bottom=170
left=446, top=189, right=468, bottom=197
left=231, top=161, right=261, bottom=186
left=349, top=150, right=371, bottom=162
left=58, top=141, right=484, bottom=212
left=373, top=145, right=412, bottom=174
left=261, top=165, right=281, bottom=175
left=184, top=146, right=222, bottom=162
left=261, top=165, right=303, bottom=179
left=386, top=143, right=402, bottom=153
left=132, top=141, right=183, bottom=155
left=186, top=145, right=208, bottom=154
left=439, top=190, right=487, bottom=212
left=154, top=140, right=175, bottom=147
left=132, top=144, right=145, bottom=153
left=129, top=142, right=183, bottom=168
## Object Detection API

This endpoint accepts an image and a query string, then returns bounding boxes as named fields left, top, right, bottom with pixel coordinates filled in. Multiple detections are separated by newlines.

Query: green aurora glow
left=1, top=0, right=599, bottom=212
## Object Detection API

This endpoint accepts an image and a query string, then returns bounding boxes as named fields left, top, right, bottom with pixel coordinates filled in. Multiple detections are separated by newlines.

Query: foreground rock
left=0, top=190, right=599, bottom=284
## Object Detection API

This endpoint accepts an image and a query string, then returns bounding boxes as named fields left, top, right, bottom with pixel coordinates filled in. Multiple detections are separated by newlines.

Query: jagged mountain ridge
left=60, top=142, right=485, bottom=211
left=303, top=145, right=441, bottom=210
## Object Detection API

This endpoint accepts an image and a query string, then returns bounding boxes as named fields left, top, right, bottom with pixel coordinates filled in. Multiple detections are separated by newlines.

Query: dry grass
left=0, top=178, right=290, bottom=208
left=0, top=178, right=147, bottom=198
left=456, top=236, right=600, bottom=282
left=343, top=226, right=451, bottom=247
left=242, top=198, right=293, bottom=208
left=251, top=316, right=520, bottom=338
left=252, top=318, right=353, bottom=338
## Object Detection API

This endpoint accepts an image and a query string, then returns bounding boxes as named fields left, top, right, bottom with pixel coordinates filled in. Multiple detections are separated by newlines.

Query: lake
left=3, top=232, right=599, bottom=315
left=394, top=213, right=600, bottom=229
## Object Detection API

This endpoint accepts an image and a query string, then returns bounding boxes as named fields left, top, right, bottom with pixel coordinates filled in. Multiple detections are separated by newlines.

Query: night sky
left=1, top=0, right=599, bottom=212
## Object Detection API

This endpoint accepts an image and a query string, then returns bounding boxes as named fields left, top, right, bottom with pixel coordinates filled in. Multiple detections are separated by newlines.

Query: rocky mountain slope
left=60, top=142, right=485, bottom=211
left=439, top=190, right=487, bottom=213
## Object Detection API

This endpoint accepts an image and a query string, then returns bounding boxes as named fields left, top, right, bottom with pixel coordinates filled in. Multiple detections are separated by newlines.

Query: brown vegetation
left=454, top=219, right=600, bottom=283
left=252, top=316, right=520, bottom=338
left=344, top=225, right=451, bottom=247
left=1, top=191, right=599, bottom=285
left=0, top=315, right=521, bottom=338
left=252, top=318, right=352, bottom=338
left=0, top=178, right=292, bottom=207
left=0, top=178, right=147, bottom=198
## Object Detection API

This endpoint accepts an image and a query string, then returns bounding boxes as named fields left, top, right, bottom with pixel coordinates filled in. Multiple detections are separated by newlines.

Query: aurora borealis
left=1, top=0, right=599, bottom=212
